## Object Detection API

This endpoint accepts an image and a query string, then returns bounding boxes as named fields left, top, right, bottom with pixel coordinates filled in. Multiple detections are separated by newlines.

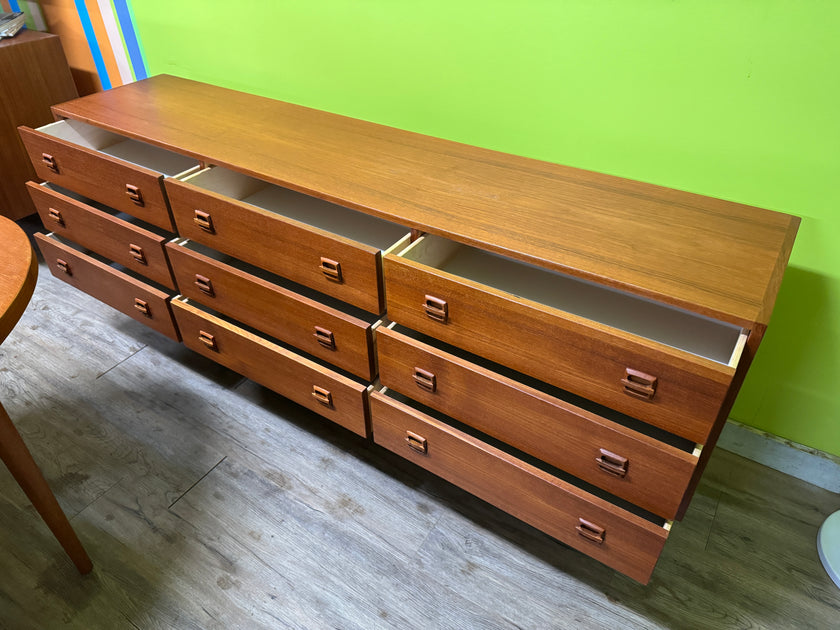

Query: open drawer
left=28, top=182, right=176, bottom=289
left=171, top=298, right=371, bottom=437
left=35, top=233, right=179, bottom=341
left=384, top=235, right=749, bottom=444
left=167, top=238, right=382, bottom=380
left=377, top=323, right=699, bottom=519
left=370, top=388, right=671, bottom=584
left=19, top=119, right=199, bottom=231
left=164, top=166, right=412, bottom=314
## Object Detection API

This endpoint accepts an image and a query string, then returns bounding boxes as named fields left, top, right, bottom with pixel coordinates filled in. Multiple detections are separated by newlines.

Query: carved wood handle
left=42, top=153, right=58, bottom=173
left=198, top=330, right=217, bottom=350
left=423, top=295, right=448, bottom=323
left=194, top=274, right=214, bottom=296
left=596, top=448, right=628, bottom=477
left=314, top=326, right=336, bottom=350
left=405, top=431, right=428, bottom=454
left=126, top=184, right=144, bottom=206
left=319, top=258, right=342, bottom=282
left=576, top=518, right=605, bottom=544
left=621, top=368, right=658, bottom=400
left=193, top=209, right=215, bottom=233
left=312, top=385, right=333, bottom=407
left=133, top=298, right=151, bottom=317
left=412, top=367, right=437, bottom=392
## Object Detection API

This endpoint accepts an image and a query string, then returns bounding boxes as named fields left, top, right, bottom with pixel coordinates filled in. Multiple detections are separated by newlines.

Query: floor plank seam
left=121, top=615, right=142, bottom=630
left=168, top=455, right=228, bottom=510
left=66, top=471, right=132, bottom=523
left=412, top=512, right=446, bottom=560
left=703, top=492, right=723, bottom=552
left=95, top=344, right=149, bottom=380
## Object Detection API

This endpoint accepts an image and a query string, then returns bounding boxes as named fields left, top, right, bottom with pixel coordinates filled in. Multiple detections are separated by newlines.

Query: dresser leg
left=0, top=401, right=93, bottom=574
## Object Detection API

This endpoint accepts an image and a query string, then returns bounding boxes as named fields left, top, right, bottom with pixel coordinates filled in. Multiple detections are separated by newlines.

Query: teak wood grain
left=384, top=254, right=734, bottom=444
left=377, top=326, right=698, bottom=519
left=165, top=177, right=390, bottom=314
left=171, top=298, right=370, bottom=437
left=166, top=241, right=377, bottom=379
left=18, top=126, right=176, bottom=231
left=0, top=31, right=77, bottom=220
left=50, top=74, right=799, bottom=327
left=369, top=391, right=669, bottom=584
left=0, top=222, right=38, bottom=345
left=35, top=234, right=179, bottom=341
left=27, top=182, right=175, bottom=289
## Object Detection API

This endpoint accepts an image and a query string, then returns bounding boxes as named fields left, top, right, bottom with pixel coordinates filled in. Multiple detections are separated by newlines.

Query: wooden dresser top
left=52, top=74, right=799, bottom=327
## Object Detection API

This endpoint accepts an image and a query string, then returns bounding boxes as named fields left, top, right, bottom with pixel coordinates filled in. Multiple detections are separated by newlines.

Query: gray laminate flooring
left=1, top=218, right=838, bottom=629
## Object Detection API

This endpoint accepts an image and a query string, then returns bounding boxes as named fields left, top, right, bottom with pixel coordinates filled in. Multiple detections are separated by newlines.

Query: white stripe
left=25, top=2, right=47, bottom=31
left=97, top=0, right=133, bottom=84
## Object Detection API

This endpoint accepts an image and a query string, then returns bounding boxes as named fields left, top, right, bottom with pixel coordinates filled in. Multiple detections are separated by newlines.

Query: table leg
left=0, top=401, right=92, bottom=574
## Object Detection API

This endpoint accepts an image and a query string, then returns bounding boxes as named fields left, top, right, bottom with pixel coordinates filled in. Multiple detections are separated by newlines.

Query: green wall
left=132, top=1, right=840, bottom=456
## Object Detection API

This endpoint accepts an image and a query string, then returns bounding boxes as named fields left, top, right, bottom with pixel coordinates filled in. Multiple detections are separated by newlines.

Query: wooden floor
left=1, top=220, right=839, bottom=629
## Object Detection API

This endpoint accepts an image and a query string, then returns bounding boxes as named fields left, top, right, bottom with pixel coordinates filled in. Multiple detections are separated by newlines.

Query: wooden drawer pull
left=423, top=295, right=448, bottom=323
left=621, top=368, right=658, bottom=400
left=576, top=518, right=605, bottom=544
left=194, top=274, right=214, bottom=296
left=198, top=330, right=217, bottom=351
left=47, top=207, right=64, bottom=226
left=55, top=258, right=71, bottom=275
left=312, top=385, right=333, bottom=407
left=193, top=210, right=215, bottom=233
left=41, top=153, right=58, bottom=173
left=314, top=326, right=336, bottom=350
left=412, top=367, right=437, bottom=392
left=133, top=298, right=151, bottom=317
left=319, top=257, right=342, bottom=283
left=126, top=184, right=144, bottom=206
left=596, top=448, right=628, bottom=477
left=405, top=430, right=428, bottom=455
left=129, top=244, right=147, bottom=265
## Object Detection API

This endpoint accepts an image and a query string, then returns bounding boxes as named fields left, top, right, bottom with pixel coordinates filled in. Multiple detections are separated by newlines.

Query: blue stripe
left=74, top=0, right=111, bottom=90
left=112, top=0, right=147, bottom=80
left=8, top=0, right=21, bottom=12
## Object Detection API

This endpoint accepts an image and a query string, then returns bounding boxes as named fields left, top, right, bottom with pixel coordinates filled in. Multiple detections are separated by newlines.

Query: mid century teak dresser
left=19, top=75, right=799, bottom=584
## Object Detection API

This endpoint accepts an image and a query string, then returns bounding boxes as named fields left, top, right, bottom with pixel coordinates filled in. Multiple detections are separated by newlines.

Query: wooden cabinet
left=0, top=31, right=77, bottom=219
left=20, top=75, right=799, bottom=584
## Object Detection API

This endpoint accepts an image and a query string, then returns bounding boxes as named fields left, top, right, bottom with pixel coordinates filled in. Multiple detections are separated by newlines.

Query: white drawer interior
left=179, top=165, right=411, bottom=250
left=38, top=119, right=198, bottom=176
left=399, top=235, right=748, bottom=366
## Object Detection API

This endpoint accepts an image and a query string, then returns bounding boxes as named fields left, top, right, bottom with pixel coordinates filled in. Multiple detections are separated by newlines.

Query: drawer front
left=171, top=299, right=370, bottom=437
left=19, top=126, right=174, bottom=231
left=370, top=391, right=668, bottom=584
left=35, top=233, right=179, bottom=341
left=165, top=179, right=385, bottom=313
left=166, top=242, right=376, bottom=380
left=383, top=255, right=734, bottom=444
left=28, top=182, right=175, bottom=289
left=377, top=327, right=697, bottom=519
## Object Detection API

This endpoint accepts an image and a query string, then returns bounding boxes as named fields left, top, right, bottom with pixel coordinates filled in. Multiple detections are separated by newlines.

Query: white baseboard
left=718, top=420, right=840, bottom=493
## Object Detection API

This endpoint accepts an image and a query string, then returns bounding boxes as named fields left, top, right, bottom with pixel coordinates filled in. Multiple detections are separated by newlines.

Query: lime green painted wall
left=132, top=1, right=840, bottom=456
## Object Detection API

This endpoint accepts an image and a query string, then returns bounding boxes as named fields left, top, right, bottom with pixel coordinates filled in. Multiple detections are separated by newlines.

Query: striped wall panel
left=1, top=0, right=146, bottom=91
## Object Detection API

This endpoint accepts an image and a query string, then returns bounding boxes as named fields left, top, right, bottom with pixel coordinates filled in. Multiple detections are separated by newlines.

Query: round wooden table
left=0, top=215, right=92, bottom=574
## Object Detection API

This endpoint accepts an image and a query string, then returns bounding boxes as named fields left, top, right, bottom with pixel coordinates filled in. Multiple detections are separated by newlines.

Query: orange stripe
left=82, top=0, right=123, bottom=87
left=0, top=1, right=12, bottom=14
